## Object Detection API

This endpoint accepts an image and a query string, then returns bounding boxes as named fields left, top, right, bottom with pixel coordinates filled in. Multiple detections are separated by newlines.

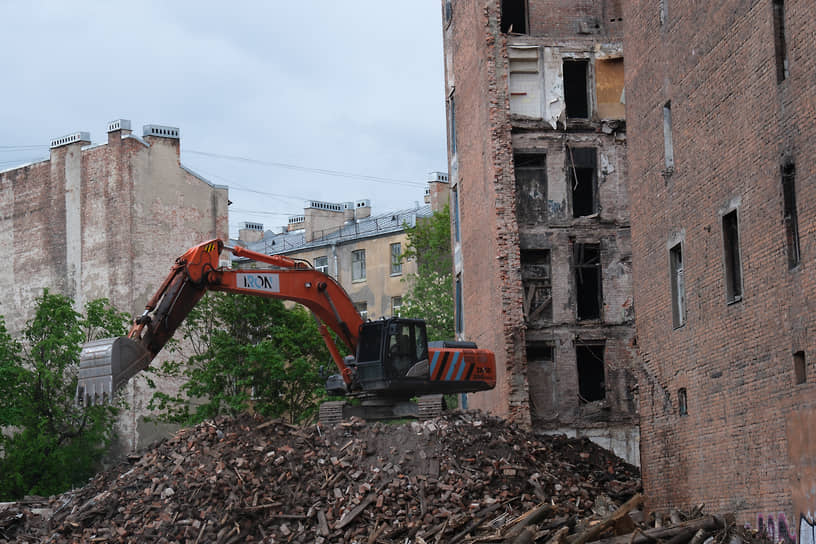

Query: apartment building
left=441, top=0, right=637, bottom=463
left=625, top=0, right=816, bottom=531
left=234, top=173, right=450, bottom=322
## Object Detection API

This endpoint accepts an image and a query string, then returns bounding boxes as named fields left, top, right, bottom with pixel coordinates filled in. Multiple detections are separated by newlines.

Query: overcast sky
left=0, top=1, right=448, bottom=238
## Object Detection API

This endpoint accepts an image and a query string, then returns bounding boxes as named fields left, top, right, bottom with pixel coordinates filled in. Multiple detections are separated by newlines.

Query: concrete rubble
left=0, top=413, right=769, bottom=543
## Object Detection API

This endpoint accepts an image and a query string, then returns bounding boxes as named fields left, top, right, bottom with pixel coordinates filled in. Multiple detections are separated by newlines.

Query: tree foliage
left=148, top=293, right=330, bottom=425
left=0, top=291, right=127, bottom=500
left=401, top=205, right=455, bottom=341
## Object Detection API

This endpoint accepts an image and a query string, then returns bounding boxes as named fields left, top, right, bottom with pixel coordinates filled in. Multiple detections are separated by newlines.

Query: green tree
left=148, top=293, right=330, bottom=425
left=401, top=205, right=455, bottom=341
left=0, top=291, right=127, bottom=500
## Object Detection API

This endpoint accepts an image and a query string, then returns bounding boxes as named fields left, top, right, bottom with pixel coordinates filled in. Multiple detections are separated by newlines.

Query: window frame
left=351, top=249, right=366, bottom=282
left=314, top=255, right=329, bottom=275
left=390, top=242, right=402, bottom=276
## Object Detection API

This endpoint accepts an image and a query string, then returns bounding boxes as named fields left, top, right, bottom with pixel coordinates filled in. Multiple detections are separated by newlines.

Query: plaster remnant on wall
left=543, top=47, right=565, bottom=129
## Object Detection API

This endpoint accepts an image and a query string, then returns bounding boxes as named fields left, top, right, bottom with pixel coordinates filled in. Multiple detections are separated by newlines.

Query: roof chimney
left=49, top=131, right=91, bottom=159
left=107, top=119, right=132, bottom=143
left=143, top=124, right=180, bottom=158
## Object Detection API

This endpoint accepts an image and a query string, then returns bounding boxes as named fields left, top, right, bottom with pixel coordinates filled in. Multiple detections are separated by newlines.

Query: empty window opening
left=577, top=343, right=605, bottom=402
left=670, top=243, right=686, bottom=328
left=455, top=274, right=464, bottom=334
left=515, top=154, right=548, bottom=224
left=663, top=101, right=674, bottom=171
left=568, top=147, right=597, bottom=217
left=564, top=60, right=590, bottom=119
left=521, top=250, right=553, bottom=325
left=501, top=0, right=528, bottom=34
left=773, top=0, right=788, bottom=82
left=794, top=351, right=807, bottom=384
left=782, top=161, right=800, bottom=268
left=722, top=210, right=743, bottom=303
left=678, top=388, right=688, bottom=415
left=574, top=243, right=602, bottom=320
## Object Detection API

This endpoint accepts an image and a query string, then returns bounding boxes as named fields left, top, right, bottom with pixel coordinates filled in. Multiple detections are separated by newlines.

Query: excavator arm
left=77, top=239, right=364, bottom=405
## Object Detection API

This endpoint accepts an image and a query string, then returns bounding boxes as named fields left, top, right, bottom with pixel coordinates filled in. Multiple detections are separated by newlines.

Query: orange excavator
left=76, top=239, right=496, bottom=423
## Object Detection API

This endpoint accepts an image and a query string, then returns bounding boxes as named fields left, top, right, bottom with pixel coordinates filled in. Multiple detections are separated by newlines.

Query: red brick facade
left=442, top=0, right=638, bottom=464
left=625, top=0, right=816, bottom=531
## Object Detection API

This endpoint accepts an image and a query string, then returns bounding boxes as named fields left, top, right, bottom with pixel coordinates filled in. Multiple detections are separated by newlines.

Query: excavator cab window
left=384, top=319, right=429, bottom=379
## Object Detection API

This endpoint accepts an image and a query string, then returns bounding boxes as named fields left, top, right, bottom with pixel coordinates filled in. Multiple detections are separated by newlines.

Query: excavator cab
left=350, top=318, right=429, bottom=393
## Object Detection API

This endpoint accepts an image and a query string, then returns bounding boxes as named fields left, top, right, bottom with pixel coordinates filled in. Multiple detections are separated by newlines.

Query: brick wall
left=625, top=0, right=816, bottom=527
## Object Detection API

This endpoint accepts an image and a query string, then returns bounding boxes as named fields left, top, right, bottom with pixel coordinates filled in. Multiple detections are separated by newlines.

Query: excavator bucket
left=76, top=336, right=151, bottom=405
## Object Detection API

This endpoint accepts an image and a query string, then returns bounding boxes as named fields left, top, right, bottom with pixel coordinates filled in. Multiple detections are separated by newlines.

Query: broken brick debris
left=0, top=413, right=766, bottom=543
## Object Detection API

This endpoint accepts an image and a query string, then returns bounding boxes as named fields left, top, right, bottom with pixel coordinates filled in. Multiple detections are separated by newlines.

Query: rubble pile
left=0, top=413, right=765, bottom=543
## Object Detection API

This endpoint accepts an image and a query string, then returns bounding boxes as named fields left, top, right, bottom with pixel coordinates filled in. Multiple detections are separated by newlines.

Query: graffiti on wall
left=757, top=513, right=796, bottom=544
left=799, top=515, right=816, bottom=544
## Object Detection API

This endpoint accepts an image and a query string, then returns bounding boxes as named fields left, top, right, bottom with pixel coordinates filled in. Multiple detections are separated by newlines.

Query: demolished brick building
left=624, top=0, right=816, bottom=532
left=0, top=120, right=229, bottom=450
left=441, top=0, right=638, bottom=464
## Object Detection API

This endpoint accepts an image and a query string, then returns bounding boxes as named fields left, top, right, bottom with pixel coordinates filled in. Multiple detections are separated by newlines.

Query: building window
left=501, top=0, right=528, bottom=34
left=449, top=94, right=457, bottom=156
left=678, top=388, right=688, bottom=415
left=515, top=154, right=548, bottom=225
left=445, top=0, right=452, bottom=26
left=391, top=296, right=402, bottom=317
left=521, top=250, right=552, bottom=325
left=567, top=147, right=597, bottom=217
left=453, top=185, right=461, bottom=243
left=722, top=210, right=743, bottom=303
left=314, top=255, right=328, bottom=275
left=773, top=0, right=788, bottom=82
left=659, top=0, right=668, bottom=25
left=794, top=351, right=806, bottom=385
left=670, top=242, right=685, bottom=328
left=352, top=249, right=366, bottom=282
left=390, top=243, right=402, bottom=275
left=782, top=161, right=800, bottom=268
left=574, top=242, right=602, bottom=320
left=663, top=101, right=674, bottom=172
left=563, top=59, right=590, bottom=119
left=509, top=47, right=541, bottom=118
left=455, top=274, right=464, bottom=334
left=353, top=301, right=368, bottom=320
left=576, top=343, right=605, bottom=402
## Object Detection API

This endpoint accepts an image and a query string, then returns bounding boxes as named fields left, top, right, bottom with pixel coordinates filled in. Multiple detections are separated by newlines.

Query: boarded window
left=663, top=101, right=674, bottom=171
left=521, top=250, right=552, bottom=325
left=509, top=47, right=542, bottom=118
left=574, top=242, right=602, bottom=320
left=782, top=161, right=800, bottom=268
left=773, top=0, right=788, bottom=82
left=501, top=0, right=528, bottom=34
left=314, top=255, right=329, bottom=275
left=564, top=60, right=590, bottom=119
left=595, top=58, right=625, bottom=119
left=568, top=147, right=597, bottom=217
left=527, top=343, right=556, bottom=420
left=577, top=343, right=605, bottom=402
left=515, top=154, right=547, bottom=225
left=352, top=249, right=366, bottom=282
left=670, top=243, right=685, bottom=327
left=722, top=210, right=742, bottom=303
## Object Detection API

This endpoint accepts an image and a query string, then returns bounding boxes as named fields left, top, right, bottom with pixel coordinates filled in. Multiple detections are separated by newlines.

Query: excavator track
left=319, top=400, right=346, bottom=427
left=417, top=394, right=444, bottom=420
